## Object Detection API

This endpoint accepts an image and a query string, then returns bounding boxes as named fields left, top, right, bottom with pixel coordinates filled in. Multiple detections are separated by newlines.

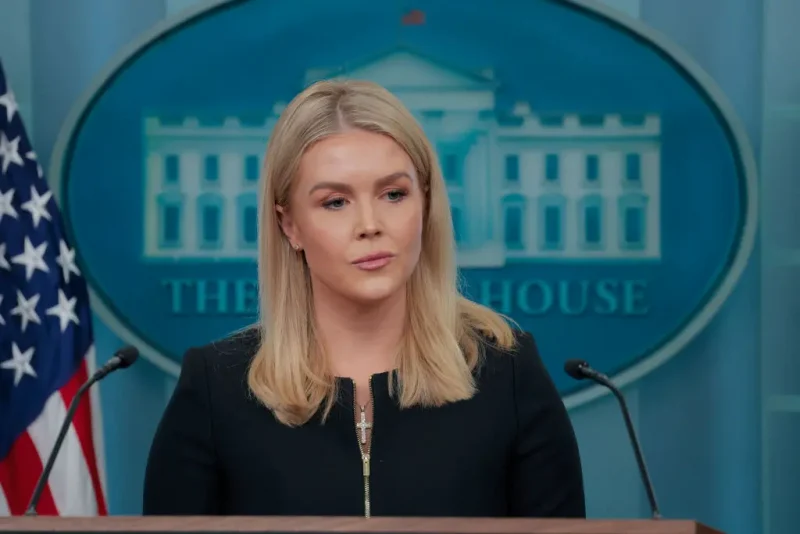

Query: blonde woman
left=143, top=80, right=585, bottom=518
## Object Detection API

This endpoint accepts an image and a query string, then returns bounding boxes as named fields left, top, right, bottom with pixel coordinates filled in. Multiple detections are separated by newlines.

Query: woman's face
left=278, top=128, right=425, bottom=306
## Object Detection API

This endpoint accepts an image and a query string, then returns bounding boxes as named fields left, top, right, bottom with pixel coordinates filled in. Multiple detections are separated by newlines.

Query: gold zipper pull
left=362, top=454, right=370, bottom=477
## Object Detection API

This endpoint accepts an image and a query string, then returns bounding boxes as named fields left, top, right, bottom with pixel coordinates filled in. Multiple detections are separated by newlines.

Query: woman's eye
left=322, top=197, right=346, bottom=210
left=386, top=189, right=408, bottom=202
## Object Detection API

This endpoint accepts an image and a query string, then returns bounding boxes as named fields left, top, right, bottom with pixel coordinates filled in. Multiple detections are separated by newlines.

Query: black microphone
left=24, top=346, right=139, bottom=516
left=564, top=359, right=662, bottom=520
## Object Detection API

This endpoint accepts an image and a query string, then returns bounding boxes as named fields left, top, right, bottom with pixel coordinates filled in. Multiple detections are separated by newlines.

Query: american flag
left=0, top=60, right=107, bottom=515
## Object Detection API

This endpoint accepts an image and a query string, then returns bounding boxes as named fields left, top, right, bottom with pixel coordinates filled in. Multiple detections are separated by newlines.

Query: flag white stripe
left=84, top=345, right=107, bottom=500
left=0, top=484, right=9, bottom=516
left=26, top=391, right=98, bottom=516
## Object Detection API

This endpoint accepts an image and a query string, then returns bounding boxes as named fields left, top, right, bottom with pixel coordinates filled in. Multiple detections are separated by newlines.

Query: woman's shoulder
left=180, top=326, right=261, bottom=377
left=478, top=327, right=539, bottom=367
left=477, top=327, right=559, bottom=399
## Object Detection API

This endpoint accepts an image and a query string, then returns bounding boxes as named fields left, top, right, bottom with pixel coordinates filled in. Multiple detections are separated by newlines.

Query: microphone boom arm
left=24, top=378, right=96, bottom=515
left=24, top=345, right=139, bottom=516
left=595, top=373, right=661, bottom=519
left=564, top=359, right=662, bottom=520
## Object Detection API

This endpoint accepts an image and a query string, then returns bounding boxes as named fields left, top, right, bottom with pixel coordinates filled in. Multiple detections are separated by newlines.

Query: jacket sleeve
left=508, top=331, right=586, bottom=517
left=143, top=347, right=221, bottom=515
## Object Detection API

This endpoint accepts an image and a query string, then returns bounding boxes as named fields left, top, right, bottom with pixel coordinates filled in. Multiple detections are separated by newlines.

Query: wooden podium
left=0, top=516, right=723, bottom=534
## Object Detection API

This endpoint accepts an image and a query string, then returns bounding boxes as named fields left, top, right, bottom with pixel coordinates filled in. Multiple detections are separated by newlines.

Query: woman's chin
left=342, top=277, right=406, bottom=306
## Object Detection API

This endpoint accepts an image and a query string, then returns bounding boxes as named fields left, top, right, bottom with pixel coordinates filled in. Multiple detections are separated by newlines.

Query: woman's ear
left=275, top=205, right=301, bottom=250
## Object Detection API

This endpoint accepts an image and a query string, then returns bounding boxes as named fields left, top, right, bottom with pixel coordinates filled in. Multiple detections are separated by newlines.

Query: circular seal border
left=49, top=0, right=758, bottom=409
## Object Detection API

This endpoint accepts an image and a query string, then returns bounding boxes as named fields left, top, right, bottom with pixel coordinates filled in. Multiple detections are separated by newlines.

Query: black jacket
left=142, top=328, right=585, bottom=517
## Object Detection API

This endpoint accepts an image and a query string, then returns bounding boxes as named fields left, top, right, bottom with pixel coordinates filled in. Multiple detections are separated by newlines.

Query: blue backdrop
left=1, top=1, right=786, bottom=533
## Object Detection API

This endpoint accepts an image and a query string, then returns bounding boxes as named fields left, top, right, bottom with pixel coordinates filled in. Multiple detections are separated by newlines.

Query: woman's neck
left=312, top=283, right=406, bottom=382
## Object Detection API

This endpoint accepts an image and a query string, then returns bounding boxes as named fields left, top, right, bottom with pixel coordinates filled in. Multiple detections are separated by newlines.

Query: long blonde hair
left=247, top=79, right=517, bottom=426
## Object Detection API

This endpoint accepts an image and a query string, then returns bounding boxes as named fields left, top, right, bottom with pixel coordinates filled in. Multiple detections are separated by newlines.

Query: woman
left=142, top=79, right=585, bottom=518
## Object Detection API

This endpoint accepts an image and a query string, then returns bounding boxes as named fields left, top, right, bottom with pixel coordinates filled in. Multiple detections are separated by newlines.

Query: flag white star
left=0, top=132, right=24, bottom=174
left=0, top=243, right=10, bottom=271
left=46, top=289, right=80, bottom=332
left=21, top=185, right=52, bottom=228
left=0, top=88, right=18, bottom=122
left=0, top=342, right=37, bottom=386
left=0, top=295, right=5, bottom=326
left=11, top=290, right=41, bottom=332
left=11, top=236, right=49, bottom=281
left=56, top=240, right=81, bottom=283
left=26, top=150, right=43, bottom=178
left=0, top=188, right=18, bottom=222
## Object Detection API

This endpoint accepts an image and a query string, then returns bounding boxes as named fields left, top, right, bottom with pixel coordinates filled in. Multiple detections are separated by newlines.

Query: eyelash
left=322, top=188, right=409, bottom=210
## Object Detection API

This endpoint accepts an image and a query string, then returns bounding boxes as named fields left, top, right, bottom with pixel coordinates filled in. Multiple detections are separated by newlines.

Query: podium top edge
left=0, top=516, right=723, bottom=534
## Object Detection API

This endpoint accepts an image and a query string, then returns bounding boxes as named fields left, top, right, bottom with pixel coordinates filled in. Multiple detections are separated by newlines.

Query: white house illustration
left=142, top=48, right=661, bottom=266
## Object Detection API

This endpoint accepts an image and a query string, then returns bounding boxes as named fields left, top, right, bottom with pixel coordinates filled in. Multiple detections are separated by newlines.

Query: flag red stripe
left=0, top=431, right=59, bottom=515
left=59, top=361, right=108, bottom=514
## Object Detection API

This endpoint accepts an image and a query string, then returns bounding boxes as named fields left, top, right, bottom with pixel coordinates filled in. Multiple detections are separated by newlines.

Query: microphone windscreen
left=115, top=346, right=140, bottom=368
left=564, top=359, right=589, bottom=380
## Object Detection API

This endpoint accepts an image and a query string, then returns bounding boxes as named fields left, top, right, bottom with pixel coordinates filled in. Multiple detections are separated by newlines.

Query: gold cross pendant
left=356, top=405, right=372, bottom=444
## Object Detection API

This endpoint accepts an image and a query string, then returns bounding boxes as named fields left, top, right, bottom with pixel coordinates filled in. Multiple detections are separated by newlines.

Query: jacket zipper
left=352, top=378, right=374, bottom=517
